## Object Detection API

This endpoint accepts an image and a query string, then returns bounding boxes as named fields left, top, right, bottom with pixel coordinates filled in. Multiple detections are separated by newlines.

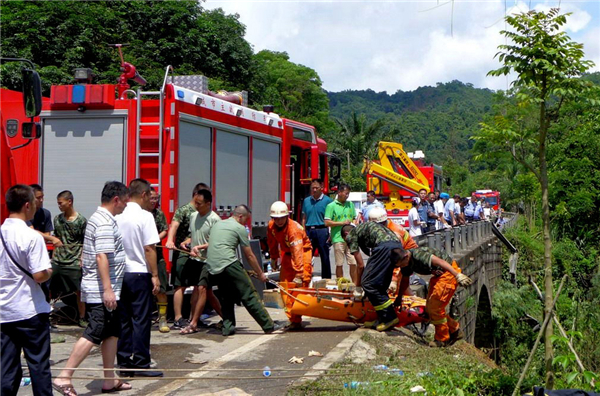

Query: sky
left=203, top=0, right=600, bottom=93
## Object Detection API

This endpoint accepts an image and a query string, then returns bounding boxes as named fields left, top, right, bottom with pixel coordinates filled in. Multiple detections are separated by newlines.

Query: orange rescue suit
left=387, top=220, right=418, bottom=290
left=428, top=261, right=461, bottom=342
left=267, top=219, right=313, bottom=287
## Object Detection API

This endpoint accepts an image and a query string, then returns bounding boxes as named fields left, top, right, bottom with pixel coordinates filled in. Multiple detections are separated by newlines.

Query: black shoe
left=118, top=370, right=134, bottom=377
left=131, top=369, right=164, bottom=377
left=171, top=318, right=189, bottom=330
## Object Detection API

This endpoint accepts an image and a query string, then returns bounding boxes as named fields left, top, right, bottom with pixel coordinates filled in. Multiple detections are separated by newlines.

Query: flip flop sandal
left=52, top=382, right=78, bottom=396
left=180, top=325, right=199, bottom=335
left=101, top=380, right=132, bottom=393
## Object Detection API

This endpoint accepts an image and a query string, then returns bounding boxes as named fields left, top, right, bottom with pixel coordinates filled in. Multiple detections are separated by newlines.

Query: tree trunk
left=539, top=105, right=554, bottom=389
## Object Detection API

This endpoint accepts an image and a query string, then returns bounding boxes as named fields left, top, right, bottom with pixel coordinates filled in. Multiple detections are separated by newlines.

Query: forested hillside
left=328, top=81, right=495, bottom=166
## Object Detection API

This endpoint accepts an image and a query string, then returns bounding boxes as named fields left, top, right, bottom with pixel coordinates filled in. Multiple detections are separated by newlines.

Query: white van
left=348, top=191, right=367, bottom=220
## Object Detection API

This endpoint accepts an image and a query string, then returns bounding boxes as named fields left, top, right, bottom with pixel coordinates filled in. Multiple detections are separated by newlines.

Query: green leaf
left=566, top=372, right=578, bottom=384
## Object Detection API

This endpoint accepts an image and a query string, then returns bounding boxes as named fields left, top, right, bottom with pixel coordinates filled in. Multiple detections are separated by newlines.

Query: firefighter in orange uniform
left=368, top=207, right=417, bottom=295
left=267, top=201, right=313, bottom=329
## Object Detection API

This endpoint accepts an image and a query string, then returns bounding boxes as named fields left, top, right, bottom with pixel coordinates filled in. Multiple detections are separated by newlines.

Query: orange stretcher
left=277, top=281, right=429, bottom=328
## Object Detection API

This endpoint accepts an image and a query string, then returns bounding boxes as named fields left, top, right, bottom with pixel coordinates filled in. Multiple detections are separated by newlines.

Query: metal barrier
left=412, top=212, right=517, bottom=257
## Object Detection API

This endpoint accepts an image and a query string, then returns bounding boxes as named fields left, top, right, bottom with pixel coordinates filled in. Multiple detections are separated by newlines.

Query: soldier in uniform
left=51, top=190, right=87, bottom=327
left=395, top=247, right=473, bottom=347
left=341, top=222, right=403, bottom=332
left=165, top=183, right=209, bottom=330
left=367, top=207, right=417, bottom=296
left=150, top=188, right=170, bottom=333
left=267, top=201, right=313, bottom=329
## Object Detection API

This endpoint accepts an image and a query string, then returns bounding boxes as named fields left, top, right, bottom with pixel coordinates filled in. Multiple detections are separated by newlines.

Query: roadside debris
left=288, top=356, right=304, bottom=364
left=308, top=350, right=323, bottom=357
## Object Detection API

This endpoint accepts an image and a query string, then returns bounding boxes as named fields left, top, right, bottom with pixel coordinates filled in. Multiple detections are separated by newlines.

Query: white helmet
left=369, top=207, right=388, bottom=223
left=270, top=201, right=289, bottom=218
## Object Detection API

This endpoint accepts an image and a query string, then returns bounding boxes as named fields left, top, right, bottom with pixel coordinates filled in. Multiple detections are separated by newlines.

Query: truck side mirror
left=446, top=177, right=452, bottom=187
left=22, top=68, right=42, bottom=118
left=22, top=122, right=42, bottom=139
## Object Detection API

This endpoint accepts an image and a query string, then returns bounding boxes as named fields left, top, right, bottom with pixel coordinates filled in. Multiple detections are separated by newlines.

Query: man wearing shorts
left=166, top=183, right=208, bottom=330
left=51, top=190, right=87, bottom=327
left=180, top=189, right=222, bottom=334
left=324, top=184, right=358, bottom=283
left=53, top=181, right=132, bottom=395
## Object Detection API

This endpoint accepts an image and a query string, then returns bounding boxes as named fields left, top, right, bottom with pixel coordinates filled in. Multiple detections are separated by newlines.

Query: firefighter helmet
left=270, top=201, right=289, bottom=218
left=368, top=207, right=387, bottom=223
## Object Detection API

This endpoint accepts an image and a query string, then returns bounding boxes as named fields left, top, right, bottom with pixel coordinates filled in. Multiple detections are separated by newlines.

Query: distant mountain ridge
left=326, top=80, right=496, bottom=165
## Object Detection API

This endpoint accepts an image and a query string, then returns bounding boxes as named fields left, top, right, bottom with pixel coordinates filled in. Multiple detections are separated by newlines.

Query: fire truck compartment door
left=178, top=121, right=212, bottom=207
left=41, top=115, right=126, bottom=219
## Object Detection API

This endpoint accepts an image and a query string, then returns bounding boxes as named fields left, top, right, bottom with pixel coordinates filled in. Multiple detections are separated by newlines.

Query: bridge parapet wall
left=413, top=215, right=517, bottom=343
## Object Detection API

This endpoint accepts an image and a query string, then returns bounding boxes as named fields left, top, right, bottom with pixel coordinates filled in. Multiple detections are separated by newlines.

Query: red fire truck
left=473, top=190, right=500, bottom=212
left=363, top=141, right=443, bottom=227
left=1, top=57, right=341, bottom=244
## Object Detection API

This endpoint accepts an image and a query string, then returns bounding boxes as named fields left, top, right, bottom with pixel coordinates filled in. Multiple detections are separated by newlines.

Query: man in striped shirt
left=54, top=181, right=132, bottom=395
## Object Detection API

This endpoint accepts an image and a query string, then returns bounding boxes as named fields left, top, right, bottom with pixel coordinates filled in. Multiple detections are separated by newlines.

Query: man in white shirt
left=116, top=179, right=162, bottom=377
left=408, top=197, right=422, bottom=237
left=1, top=184, right=53, bottom=396
left=54, top=181, right=132, bottom=395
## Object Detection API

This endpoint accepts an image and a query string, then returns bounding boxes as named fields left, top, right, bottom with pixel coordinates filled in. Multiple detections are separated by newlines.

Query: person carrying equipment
left=394, top=247, right=473, bottom=347
left=341, top=222, right=404, bottom=332
left=368, top=207, right=417, bottom=295
left=267, top=201, right=313, bottom=329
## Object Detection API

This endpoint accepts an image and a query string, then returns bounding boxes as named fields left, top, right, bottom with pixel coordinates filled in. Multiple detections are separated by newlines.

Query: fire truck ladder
left=135, top=75, right=168, bottom=196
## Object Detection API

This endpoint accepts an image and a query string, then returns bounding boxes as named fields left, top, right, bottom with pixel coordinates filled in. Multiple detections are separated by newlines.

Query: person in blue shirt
left=360, top=191, right=384, bottom=223
left=302, top=179, right=333, bottom=279
left=464, top=195, right=479, bottom=222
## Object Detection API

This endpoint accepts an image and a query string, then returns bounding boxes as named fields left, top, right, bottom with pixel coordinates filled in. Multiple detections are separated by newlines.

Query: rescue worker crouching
left=367, top=207, right=418, bottom=296
left=394, top=247, right=473, bottom=347
left=267, top=201, right=313, bottom=329
left=341, top=222, right=405, bottom=332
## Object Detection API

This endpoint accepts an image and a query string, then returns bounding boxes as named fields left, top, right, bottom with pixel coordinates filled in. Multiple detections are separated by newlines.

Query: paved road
left=18, top=252, right=360, bottom=395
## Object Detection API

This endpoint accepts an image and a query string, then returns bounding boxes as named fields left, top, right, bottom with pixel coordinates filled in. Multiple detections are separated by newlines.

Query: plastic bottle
left=344, top=381, right=369, bottom=389
left=262, top=366, right=271, bottom=377
left=267, top=263, right=272, bottom=273
left=20, top=377, right=31, bottom=387
left=388, top=369, right=404, bottom=376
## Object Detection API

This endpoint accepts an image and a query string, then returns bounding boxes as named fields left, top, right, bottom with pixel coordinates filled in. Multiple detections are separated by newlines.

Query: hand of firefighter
left=456, top=273, right=473, bottom=287
left=353, top=286, right=364, bottom=300
left=387, top=281, right=398, bottom=295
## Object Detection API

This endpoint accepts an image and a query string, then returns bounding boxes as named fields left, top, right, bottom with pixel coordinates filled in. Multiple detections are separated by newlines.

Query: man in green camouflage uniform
left=342, top=222, right=404, bottom=332
left=165, top=183, right=209, bottom=330
left=51, top=190, right=87, bottom=327
left=150, top=188, right=170, bottom=333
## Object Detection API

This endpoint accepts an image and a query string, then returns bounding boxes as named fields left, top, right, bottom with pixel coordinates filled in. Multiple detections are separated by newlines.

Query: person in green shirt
left=165, top=182, right=209, bottom=330
left=206, top=205, right=282, bottom=336
left=51, top=190, right=87, bottom=327
left=324, top=184, right=358, bottom=283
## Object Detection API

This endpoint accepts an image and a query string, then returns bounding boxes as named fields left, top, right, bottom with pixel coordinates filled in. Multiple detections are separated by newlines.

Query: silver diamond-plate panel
left=173, top=75, right=208, bottom=94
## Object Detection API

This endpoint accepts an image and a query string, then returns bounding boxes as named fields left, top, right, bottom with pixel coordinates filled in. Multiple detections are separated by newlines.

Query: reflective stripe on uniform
left=430, top=317, right=448, bottom=325
left=374, top=299, right=393, bottom=311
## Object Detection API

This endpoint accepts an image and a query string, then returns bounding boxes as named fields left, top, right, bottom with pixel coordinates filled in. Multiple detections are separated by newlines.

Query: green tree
left=252, top=50, right=333, bottom=135
left=476, top=8, right=595, bottom=389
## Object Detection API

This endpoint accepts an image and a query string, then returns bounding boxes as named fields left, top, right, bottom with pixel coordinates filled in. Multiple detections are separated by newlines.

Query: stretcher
left=276, top=281, right=429, bottom=328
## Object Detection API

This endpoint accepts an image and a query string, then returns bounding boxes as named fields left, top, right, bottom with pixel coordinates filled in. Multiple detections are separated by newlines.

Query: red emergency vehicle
left=1, top=58, right=341, bottom=244
left=473, top=190, right=500, bottom=212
